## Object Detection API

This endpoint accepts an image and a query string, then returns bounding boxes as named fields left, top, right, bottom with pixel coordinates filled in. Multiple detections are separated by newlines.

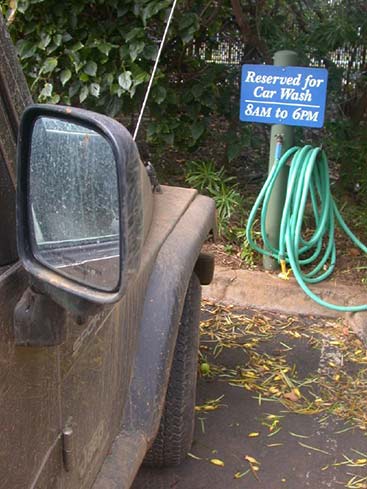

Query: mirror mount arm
left=14, top=287, right=67, bottom=347
left=14, top=282, right=104, bottom=347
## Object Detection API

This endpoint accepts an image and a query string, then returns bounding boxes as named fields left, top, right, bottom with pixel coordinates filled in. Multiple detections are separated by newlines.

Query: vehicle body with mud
left=0, top=16, right=216, bottom=489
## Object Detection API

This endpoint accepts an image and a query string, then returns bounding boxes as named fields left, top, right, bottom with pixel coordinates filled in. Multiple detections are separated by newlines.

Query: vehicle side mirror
left=17, top=104, right=144, bottom=307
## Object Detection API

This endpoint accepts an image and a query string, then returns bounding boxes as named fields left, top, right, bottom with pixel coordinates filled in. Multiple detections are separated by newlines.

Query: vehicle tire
left=143, top=273, right=201, bottom=467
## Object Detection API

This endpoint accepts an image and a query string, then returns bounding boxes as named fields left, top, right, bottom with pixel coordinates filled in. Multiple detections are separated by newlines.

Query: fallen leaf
left=210, top=458, right=224, bottom=467
left=188, top=452, right=202, bottom=460
left=234, top=470, right=250, bottom=479
left=284, top=389, right=299, bottom=402
left=248, top=432, right=260, bottom=438
left=245, top=455, right=260, bottom=465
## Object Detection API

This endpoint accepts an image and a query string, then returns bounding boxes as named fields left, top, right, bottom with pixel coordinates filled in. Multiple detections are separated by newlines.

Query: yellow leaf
left=355, top=458, right=367, bottom=464
left=245, top=455, right=260, bottom=465
left=203, top=405, right=217, bottom=411
left=294, top=388, right=301, bottom=398
left=269, top=386, right=280, bottom=394
left=210, top=458, right=224, bottom=467
left=248, top=432, right=260, bottom=438
left=245, top=371, right=256, bottom=378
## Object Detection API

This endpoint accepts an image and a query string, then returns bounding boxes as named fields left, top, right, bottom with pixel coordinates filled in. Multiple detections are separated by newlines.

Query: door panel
left=61, top=277, right=148, bottom=489
left=0, top=265, right=63, bottom=489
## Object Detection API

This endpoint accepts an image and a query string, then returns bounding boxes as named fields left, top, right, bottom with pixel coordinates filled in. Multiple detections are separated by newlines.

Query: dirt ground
left=202, top=231, right=367, bottom=288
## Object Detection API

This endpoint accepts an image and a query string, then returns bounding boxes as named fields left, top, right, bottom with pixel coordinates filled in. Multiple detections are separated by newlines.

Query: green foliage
left=323, top=120, right=367, bottom=209
left=2, top=0, right=234, bottom=150
left=3, top=0, right=168, bottom=113
left=2, top=0, right=366, bottom=190
left=185, top=160, right=235, bottom=194
left=185, top=159, right=243, bottom=235
left=185, top=159, right=259, bottom=265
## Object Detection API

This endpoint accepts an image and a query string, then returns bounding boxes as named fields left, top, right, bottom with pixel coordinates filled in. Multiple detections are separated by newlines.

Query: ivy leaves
left=6, top=0, right=172, bottom=112
left=6, top=0, right=233, bottom=150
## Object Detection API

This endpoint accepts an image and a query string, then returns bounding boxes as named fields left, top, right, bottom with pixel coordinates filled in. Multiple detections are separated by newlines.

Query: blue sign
left=240, top=65, right=328, bottom=128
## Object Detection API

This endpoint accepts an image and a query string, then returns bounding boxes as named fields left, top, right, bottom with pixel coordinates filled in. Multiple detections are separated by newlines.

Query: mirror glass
left=29, top=116, right=120, bottom=292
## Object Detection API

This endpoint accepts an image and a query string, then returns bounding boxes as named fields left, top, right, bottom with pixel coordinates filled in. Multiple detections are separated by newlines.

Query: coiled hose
left=246, top=145, right=367, bottom=312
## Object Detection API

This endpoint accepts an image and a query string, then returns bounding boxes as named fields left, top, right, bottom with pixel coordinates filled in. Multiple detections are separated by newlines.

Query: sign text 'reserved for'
left=240, top=65, right=328, bottom=128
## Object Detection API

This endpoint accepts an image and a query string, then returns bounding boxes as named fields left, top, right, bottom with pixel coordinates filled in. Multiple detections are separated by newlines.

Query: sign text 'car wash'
left=240, top=65, right=328, bottom=128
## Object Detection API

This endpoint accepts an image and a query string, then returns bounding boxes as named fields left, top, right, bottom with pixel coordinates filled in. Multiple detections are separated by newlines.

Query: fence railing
left=193, top=40, right=366, bottom=85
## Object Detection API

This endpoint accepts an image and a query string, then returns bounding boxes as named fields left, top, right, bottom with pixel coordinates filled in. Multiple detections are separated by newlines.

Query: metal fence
left=195, top=40, right=366, bottom=84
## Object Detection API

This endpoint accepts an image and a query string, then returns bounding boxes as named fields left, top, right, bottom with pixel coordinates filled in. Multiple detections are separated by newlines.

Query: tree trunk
left=0, top=13, right=32, bottom=264
left=230, top=0, right=272, bottom=64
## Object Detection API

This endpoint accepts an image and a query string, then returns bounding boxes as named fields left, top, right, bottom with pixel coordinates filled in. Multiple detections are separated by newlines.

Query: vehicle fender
left=123, top=193, right=216, bottom=441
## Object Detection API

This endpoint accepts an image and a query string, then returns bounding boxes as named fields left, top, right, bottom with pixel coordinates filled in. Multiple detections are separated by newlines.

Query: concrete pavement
left=132, top=268, right=367, bottom=489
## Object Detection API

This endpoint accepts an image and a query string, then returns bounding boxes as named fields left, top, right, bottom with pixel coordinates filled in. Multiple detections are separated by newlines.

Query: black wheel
left=143, top=273, right=201, bottom=467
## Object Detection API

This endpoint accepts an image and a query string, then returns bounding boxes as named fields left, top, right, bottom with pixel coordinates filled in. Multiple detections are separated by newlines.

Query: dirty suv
left=0, top=98, right=216, bottom=488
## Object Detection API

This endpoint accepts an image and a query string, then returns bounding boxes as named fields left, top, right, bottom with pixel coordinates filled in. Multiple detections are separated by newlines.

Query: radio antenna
left=133, top=0, right=179, bottom=141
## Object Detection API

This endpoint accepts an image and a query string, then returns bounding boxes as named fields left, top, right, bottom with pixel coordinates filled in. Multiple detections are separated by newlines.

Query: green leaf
left=18, top=1, right=30, bottom=14
left=38, top=33, right=51, bottom=50
left=154, top=85, right=166, bottom=104
left=53, top=34, right=63, bottom=47
left=90, top=83, right=100, bottom=98
left=97, top=42, right=115, bottom=56
left=17, top=39, right=37, bottom=59
left=39, top=83, right=53, bottom=99
left=129, top=41, right=145, bottom=62
left=84, top=61, right=97, bottom=77
left=162, top=133, right=174, bottom=145
left=118, top=71, right=132, bottom=91
left=71, top=41, right=83, bottom=52
left=69, top=80, right=81, bottom=98
left=50, top=94, right=60, bottom=104
left=60, top=69, right=72, bottom=86
left=62, top=32, right=72, bottom=43
left=227, top=143, right=241, bottom=162
left=192, top=84, right=204, bottom=99
left=133, top=71, right=149, bottom=86
left=191, top=120, right=205, bottom=141
left=106, top=96, right=122, bottom=117
left=143, top=44, right=158, bottom=60
left=79, top=85, right=89, bottom=103
left=42, top=57, right=58, bottom=74
left=105, top=73, right=114, bottom=85
left=179, top=13, right=199, bottom=44
left=125, top=27, right=144, bottom=42
left=79, top=73, right=89, bottom=82
left=146, top=123, right=156, bottom=138
left=142, top=1, right=171, bottom=25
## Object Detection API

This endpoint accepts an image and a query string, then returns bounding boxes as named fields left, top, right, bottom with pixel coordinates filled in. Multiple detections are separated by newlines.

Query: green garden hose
left=246, top=145, right=367, bottom=312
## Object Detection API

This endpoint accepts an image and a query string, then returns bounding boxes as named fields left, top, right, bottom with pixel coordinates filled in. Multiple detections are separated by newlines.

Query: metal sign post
left=264, top=50, right=297, bottom=271
left=239, top=50, right=328, bottom=270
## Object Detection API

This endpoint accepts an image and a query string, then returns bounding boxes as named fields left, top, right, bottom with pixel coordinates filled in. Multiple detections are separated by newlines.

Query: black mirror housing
left=17, top=104, right=144, bottom=306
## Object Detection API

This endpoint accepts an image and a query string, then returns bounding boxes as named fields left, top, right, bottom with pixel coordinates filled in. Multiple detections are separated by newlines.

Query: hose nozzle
left=278, top=259, right=291, bottom=280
